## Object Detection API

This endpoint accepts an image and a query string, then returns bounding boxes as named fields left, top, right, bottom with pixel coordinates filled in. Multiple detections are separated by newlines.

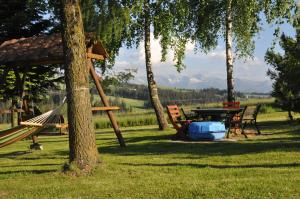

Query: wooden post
left=22, top=99, right=29, bottom=113
left=10, top=108, right=14, bottom=128
left=10, top=100, right=15, bottom=128
left=87, top=59, right=126, bottom=147
left=32, top=135, right=38, bottom=144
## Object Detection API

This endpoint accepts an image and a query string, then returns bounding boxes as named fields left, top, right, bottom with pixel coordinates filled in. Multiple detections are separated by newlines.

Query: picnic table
left=191, top=108, right=244, bottom=136
left=191, top=108, right=243, bottom=120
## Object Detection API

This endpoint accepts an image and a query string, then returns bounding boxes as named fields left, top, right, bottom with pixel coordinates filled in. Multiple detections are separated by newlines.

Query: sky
left=112, top=19, right=296, bottom=88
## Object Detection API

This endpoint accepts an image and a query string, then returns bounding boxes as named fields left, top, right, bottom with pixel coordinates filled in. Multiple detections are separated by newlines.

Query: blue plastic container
left=188, top=122, right=226, bottom=140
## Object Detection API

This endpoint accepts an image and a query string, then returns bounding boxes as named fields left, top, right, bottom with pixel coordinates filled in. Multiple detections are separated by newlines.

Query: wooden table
left=191, top=108, right=243, bottom=119
left=191, top=108, right=244, bottom=136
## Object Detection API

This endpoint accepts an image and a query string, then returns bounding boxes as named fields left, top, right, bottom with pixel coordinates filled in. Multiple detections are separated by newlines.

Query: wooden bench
left=241, top=104, right=261, bottom=137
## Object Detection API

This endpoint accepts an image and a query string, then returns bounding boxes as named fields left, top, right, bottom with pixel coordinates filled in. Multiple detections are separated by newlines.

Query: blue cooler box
left=188, top=122, right=226, bottom=140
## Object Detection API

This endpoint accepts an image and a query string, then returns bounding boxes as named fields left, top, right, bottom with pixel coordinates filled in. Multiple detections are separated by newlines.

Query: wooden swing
left=0, top=33, right=125, bottom=147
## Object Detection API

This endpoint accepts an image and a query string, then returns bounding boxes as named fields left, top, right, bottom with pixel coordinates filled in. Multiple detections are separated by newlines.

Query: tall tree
left=127, top=0, right=192, bottom=130
left=226, top=0, right=295, bottom=102
left=142, top=0, right=168, bottom=130
left=59, top=0, right=99, bottom=172
left=187, top=0, right=295, bottom=102
left=225, top=0, right=234, bottom=102
left=265, top=10, right=300, bottom=120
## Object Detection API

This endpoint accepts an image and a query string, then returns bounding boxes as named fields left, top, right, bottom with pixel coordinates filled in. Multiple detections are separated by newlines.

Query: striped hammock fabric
left=20, top=97, right=66, bottom=128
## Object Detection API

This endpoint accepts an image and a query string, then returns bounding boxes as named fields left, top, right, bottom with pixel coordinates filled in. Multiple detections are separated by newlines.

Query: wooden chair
left=227, top=106, right=247, bottom=137
left=166, top=105, right=191, bottom=140
left=223, top=101, right=240, bottom=109
left=223, top=101, right=241, bottom=134
left=181, top=108, right=198, bottom=120
left=241, top=104, right=261, bottom=137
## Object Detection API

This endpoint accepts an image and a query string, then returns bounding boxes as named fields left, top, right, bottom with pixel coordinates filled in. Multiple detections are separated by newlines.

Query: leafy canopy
left=265, top=9, right=300, bottom=115
left=186, top=0, right=295, bottom=59
left=0, top=0, right=62, bottom=102
left=0, top=0, right=53, bottom=43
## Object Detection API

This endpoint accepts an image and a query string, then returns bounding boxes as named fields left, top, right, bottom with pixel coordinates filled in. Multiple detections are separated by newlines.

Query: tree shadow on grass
left=120, top=162, right=300, bottom=169
left=258, top=120, right=299, bottom=134
left=0, top=163, right=61, bottom=168
left=100, top=140, right=300, bottom=158
left=0, top=149, right=68, bottom=161
left=0, top=151, right=30, bottom=158
left=41, top=139, right=69, bottom=143
left=0, top=169, right=57, bottom=175
left=99, top=120, right=300, bottom=158
left=259, top=136, right=300, bottom=142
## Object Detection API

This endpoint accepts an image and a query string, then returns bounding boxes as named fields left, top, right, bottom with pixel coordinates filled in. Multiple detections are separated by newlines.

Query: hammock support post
left=88, top=59, right=126, bottom=147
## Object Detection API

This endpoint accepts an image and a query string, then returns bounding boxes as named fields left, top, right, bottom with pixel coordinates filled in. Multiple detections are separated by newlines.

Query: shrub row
left=259, top=104, right=282, bottom=114
left=93, top=114, right=157, bottom=129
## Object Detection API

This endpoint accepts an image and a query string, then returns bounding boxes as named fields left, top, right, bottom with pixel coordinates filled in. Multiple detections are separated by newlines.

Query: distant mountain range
left=132, top=74, right=272, bottom=93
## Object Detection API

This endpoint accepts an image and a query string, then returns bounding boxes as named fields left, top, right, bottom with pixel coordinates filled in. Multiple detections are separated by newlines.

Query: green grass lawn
left=0, top=112, right=300, bottom=198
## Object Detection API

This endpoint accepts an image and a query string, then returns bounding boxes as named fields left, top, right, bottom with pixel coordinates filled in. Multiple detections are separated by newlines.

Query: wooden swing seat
left=91, top=106, right=120, bottom=112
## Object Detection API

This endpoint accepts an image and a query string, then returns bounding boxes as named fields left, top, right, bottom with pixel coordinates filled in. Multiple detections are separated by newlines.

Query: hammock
left=0, top=98, right=67, bottom=148
left=20, top=97, right=67, bottom=128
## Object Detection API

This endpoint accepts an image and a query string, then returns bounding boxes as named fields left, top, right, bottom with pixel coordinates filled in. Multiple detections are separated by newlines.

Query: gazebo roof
left=0, top=33, right=108, bottom=66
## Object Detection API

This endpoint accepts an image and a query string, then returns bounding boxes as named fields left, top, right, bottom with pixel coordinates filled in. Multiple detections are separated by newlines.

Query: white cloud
left=114, top=33, right=272, bottom=87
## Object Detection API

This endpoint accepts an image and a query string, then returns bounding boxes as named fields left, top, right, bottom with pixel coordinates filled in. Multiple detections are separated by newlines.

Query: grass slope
left=0, top=114, right=299, bottom=198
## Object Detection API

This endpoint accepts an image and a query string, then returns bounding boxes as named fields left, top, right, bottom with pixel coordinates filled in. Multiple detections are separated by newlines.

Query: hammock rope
left=20, top=97, right=67, bottom=128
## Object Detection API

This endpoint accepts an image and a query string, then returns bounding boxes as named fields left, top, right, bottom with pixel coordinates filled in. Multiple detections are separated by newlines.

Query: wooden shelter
left=0, top=33, right=108, bottom=66
left=0, top=33, right=125, bottom=147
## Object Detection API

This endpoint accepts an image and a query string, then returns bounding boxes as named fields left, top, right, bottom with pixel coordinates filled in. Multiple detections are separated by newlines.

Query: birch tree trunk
left=226, top=0, right=235, bottom=102
left=60, top=0, right=99, bottom=172
left=144, top=0, right=168, bottom=130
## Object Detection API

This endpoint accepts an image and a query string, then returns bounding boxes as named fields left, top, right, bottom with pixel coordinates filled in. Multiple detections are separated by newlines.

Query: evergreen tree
left=0, top=65, right=63, bottom=101
left=265, top=11, right=300, bottom=120
left=0, top=0, right=61, bottom=105
left=0, top=0, right=52, bottom=44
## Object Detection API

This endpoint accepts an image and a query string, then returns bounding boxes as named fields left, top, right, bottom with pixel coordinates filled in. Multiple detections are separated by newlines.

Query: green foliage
left=125, top=0, right=196, bottom=71
left=0, top=0, right=53, bottom=43
left=0, top=65, right=64, bottom=102
left=265, top=15, right=300, bottom=116
left=188, top=0, right=295, bottom=59
left=100, top=69, right=136, bottom=92
left=105, top=83, right=246, bottom=107
left=259, top=104, right=281, bottom=114
left=0, top=1, right=62, bottom=102
left=230, top=0, right=295, bottom=59
left=80, top=0, right=132, bottom=64
left=187, top=0, right=223, bottom=52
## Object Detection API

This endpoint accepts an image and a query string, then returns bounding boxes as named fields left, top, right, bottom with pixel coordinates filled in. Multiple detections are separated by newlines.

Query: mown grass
left=0, top=111, right=300, bottom=199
